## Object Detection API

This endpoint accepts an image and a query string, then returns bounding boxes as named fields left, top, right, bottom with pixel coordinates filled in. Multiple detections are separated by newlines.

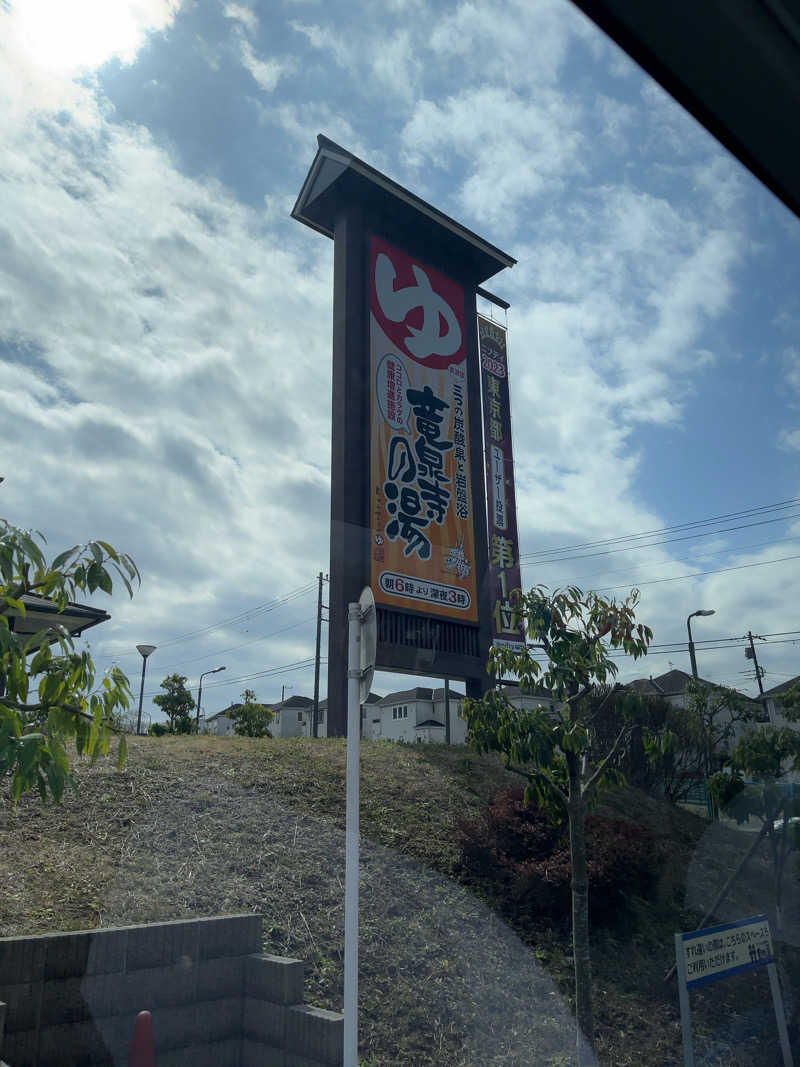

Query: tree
left=229, top=688, right=273, bottom=738
left=0, top=517, right=139, bottom=802
left=644, top=679, right=760, bottom=806
left=777, top=682, right=800, bottom=722
left=153, top=674, right=195, bottom=734
left=709, top=709, right=800, bottom=933
left=463, top=585, right=652, bottom=1060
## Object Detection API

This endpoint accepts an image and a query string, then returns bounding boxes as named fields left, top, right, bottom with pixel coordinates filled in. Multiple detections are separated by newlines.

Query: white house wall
left=207, top=714, right=235, bottom=737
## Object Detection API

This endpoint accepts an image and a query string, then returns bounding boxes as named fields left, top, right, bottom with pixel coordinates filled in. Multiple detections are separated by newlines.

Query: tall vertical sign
left=292, top=135, right=515, bottom=735
left=370, top=237, right=478, bottom=622
left=478, top=315, right=526, bottom=651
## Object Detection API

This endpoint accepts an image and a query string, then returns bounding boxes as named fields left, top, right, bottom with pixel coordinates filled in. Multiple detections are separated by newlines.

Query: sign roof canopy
left=291, top=135, right=516, bottom=286
left=10, top=593, right=111, bottom=651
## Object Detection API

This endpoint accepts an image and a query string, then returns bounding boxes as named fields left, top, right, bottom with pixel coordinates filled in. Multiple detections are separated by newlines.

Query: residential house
left=763, top=675, right=800, bottom=727
left=271, top=695, right=315, bottom=738
left=625, top=668, right=763, bottom=736
left=366, top=687, right=466, bottom=744
left=204, top=704, right=239, bottom=737
left=358, top=692, right=383, bottom=738
left=625, top=668, right=764, bottom=807
left=495, top=684, right=560, bottom=715
left=361, top=684, right=561, bottom=744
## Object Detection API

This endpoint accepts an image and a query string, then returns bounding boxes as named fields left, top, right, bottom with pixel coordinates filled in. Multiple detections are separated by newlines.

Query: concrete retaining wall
left=0, top=915, right=343, bottom=1067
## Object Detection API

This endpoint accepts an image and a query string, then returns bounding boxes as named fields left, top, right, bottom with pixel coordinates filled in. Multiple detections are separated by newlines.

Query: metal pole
left=313, top=572, right=324, bottom=738
left=196, top=677, right=204, bottom=733
left=747, top=631, right=768, bottom=718
left=767, top=961, right=794, bottom=1066
left=136, top=656, right=147, bottom=736
left=674, top=933, right=694, bottom=1066
left=444, top=677, right=451, bottom=745
left=687, top=616, right=698, bottom=679
left=344, top=601, right=361, bottom=1067
left=196, top=666, right=225, bottom=731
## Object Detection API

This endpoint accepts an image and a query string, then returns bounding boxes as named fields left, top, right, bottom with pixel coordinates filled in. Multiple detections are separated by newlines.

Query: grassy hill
left=1, top=735, right=797, bottom=1065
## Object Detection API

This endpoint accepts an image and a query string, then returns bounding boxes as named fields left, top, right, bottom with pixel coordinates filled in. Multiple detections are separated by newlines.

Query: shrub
left=458, top=787, right=659, bottom=923
left=148, top=722, right=168, bottom=737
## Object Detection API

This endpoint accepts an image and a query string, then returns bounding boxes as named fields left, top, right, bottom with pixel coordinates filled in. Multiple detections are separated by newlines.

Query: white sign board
left=675, top=914, right=792, bottom=1067
left=679, top=914, right=773, bottom=987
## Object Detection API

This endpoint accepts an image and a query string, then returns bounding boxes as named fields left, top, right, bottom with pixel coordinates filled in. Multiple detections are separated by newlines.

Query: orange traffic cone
left=128, top=1010, right=156, bottom=1067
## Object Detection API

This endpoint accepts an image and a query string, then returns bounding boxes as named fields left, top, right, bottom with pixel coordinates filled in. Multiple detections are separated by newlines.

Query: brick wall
left=0, top=915, right=343, bottom=1067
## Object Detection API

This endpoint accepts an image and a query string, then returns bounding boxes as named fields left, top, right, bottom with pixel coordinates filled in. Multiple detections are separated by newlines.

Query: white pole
left=767, top=962, right=794, bottom=1066
left=344, top=601, right=361, bottom=1067
left=674, top=933, right=694, bottom=1067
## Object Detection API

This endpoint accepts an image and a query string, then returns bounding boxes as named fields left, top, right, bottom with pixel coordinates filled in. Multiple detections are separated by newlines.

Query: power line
left=594, top=552, right=800, bottom=592
left=521, top=511, right=800, bottom=566
left=143, top=656, right=324, bottom=699
left=525, top=534, right=800, bottom=588
left=617, top=631, right=800, bottom=651
left=167, top=617, right=315, bottom=671
left=150, top=582, right=317, bottom=651
left=521, top=497, right=800, bottom=560
left=97, top=580, right=318, bottom=661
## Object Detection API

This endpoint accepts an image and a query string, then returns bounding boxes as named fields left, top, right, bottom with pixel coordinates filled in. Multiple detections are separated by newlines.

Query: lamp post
left=135, top=644, right=156, bottom=735
left=197, top=666, right=226, bottom=731
left=687, top=609, right=715, bottom=678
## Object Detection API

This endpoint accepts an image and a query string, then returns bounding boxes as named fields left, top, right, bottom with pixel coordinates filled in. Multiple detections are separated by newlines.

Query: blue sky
left=2, top=0, right=798, bottom=723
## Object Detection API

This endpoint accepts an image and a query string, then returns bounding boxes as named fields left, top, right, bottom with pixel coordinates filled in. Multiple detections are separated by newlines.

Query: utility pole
left=444, top=677, right=451, bottom=745
left=313, top=572, right=328, bottom=737
left=746, top=631, right=768, bottom=718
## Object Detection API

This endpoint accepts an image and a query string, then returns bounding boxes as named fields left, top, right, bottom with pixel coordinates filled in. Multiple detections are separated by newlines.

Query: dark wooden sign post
left=292, top=136, right=515, bottom=737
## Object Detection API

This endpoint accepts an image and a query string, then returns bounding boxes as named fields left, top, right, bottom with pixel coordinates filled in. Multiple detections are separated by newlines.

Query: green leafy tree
left=644, top=679, right=761, bottom=805
left=0, top=517, right=139, bottom=802
left=777, top=682, right=800, bottom=722
left=709, top=707, right=800, bottom=932
left=152, top=673, right=195, bottom=734
left=229, top=688, right=273, bottom=738
left=463, top=585, right=652, bottom=1060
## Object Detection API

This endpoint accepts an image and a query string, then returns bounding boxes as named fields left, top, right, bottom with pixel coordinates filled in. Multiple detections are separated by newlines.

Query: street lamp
left=687, top=609, right=715, bottom=679
left=197, top=666, right=226, bottom=731
left=135, top=644, right=157, bottom=735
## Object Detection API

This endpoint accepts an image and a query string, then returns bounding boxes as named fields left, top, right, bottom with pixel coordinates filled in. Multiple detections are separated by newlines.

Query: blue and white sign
left=674, top=914, right=792, bottom=1066
left=679, top=914, right=773, bottom=988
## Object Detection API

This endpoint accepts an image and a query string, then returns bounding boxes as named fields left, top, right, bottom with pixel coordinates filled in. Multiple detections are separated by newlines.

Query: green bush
left=148, top=722, right=168, bottom=737
left=458, top=787, right=659, bottom=922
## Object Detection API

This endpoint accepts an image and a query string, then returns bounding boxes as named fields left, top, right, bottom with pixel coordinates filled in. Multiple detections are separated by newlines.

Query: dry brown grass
left=1, top=735, right=798, bottom=1065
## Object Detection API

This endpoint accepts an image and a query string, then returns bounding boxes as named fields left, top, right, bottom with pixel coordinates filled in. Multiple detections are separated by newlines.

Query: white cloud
left=224, top=2, right=259, bottom=35
left=289, top=20, right=353, bottom=70
left=428, top=0, right=588, bottom=88
left=777, top=348, right=800, bottom=449
left=289, top=18, right=420, bottom=102
left=0, top=83, right=337, bottom=683
left=238, top=38, right=292, bottom=92
left=402, top=86, right=583, bottom=226
left=0, top=0, right=180, bottom=119
left=787, top=349, right=800, bottom=394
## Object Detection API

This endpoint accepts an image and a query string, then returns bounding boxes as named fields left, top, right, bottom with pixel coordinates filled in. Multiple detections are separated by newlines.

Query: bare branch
left=2, top=699, right=119, bottom=731
left=584, top=683, right=622, bottom=725
left=566, top=684, right=592, bottom=708
left=504, top=760, right=569, bottom=807
left=582, top=723, right=629, bottom=797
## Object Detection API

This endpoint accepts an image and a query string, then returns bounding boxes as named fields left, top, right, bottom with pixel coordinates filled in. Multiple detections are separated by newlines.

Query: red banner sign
left=369, top=236, right=478, bottom=622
